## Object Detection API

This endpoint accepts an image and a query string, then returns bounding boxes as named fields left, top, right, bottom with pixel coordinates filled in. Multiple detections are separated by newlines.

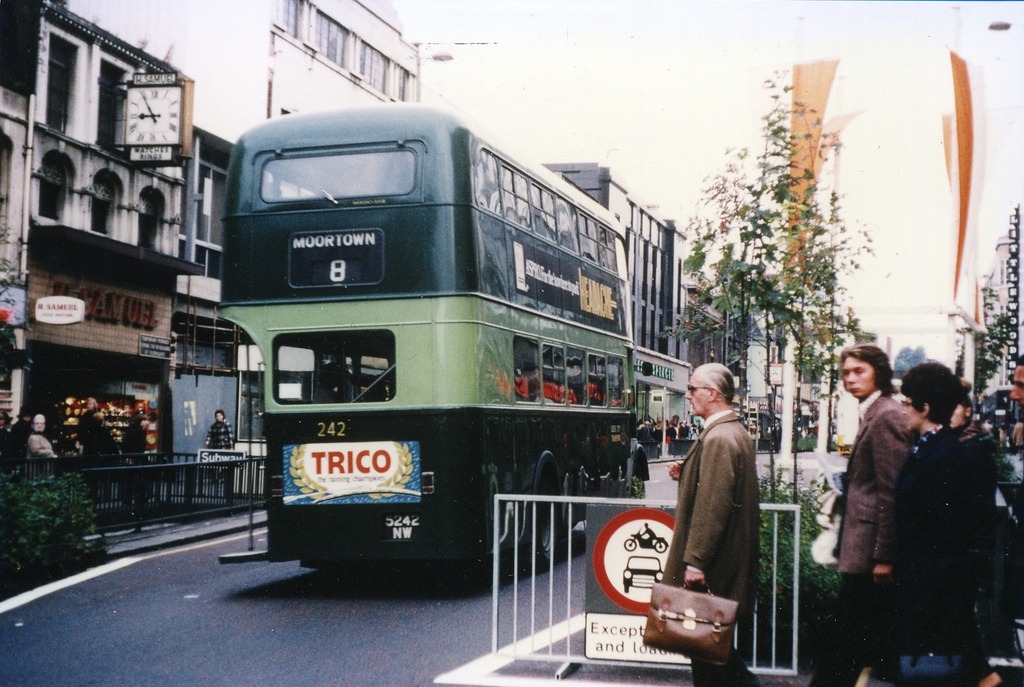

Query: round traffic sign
left=591, top=508, right=675, bottom=614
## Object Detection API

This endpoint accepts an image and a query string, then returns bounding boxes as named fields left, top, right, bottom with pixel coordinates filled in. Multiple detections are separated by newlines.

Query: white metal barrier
left=490, top=495, right=800, bottom=679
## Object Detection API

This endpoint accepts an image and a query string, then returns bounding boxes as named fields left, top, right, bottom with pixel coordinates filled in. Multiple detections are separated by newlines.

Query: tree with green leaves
left=894, top=345, right=928, bottom=377
left=972, top=287, right=1016, bottom=391
left=675, top=75, right=870, bottom=495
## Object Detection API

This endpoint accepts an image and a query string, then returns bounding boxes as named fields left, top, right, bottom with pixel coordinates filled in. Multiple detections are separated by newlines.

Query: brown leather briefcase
left=642, top=582, right=738, bottom=666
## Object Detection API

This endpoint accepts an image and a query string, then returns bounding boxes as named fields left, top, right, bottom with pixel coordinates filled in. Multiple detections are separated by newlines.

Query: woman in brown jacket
left=663, top=363, right=760, bottom=687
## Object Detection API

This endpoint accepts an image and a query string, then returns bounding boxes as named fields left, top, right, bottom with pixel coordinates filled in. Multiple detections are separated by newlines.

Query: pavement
left=97, top=508, right=267, bottom=559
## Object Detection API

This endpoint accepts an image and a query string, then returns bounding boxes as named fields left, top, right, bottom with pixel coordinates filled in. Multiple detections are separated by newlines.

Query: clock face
left=125, top=86, right=182, bottom=145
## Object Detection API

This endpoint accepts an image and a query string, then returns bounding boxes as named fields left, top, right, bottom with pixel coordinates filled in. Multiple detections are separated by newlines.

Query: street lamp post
left=414, top=44, right=454, bottom=102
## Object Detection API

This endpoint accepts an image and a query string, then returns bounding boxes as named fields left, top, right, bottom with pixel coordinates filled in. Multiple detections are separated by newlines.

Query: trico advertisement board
left=282, top=440, right=421, bottom=505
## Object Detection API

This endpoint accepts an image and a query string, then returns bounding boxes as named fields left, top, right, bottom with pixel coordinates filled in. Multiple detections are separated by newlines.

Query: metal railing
left=2, top=453, right=266, bottom=532
left=490, top=495, right=800, bottom=678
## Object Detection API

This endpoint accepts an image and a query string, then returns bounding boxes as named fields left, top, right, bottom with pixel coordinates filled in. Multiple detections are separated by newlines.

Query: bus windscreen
left=260, top=149, right=416, bottom=203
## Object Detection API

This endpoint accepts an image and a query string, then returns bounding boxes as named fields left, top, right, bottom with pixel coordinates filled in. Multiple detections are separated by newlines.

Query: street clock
left=124, top=73, right=194, bottom=165
left=125, top=85, right=182, bottom=145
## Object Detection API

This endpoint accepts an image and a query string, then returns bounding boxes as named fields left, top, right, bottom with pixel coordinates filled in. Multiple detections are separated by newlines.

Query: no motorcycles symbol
left=592, top=508, right=675, bottom=614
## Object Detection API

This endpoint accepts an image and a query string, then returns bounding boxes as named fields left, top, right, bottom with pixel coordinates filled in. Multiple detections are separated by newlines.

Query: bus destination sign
left=288, top=229, right=384, bottom=288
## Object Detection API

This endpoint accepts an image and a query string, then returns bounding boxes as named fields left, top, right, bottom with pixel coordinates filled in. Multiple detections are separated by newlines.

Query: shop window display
left=56, top=396, right=158, bottom=455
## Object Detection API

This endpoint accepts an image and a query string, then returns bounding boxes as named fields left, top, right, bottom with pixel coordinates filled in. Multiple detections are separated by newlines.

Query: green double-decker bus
left=221, top=105, right=634, bottom=566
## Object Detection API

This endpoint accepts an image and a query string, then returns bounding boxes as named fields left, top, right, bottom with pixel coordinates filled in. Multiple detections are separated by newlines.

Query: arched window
left=90, top=170, right=120, bottom=234
left=138, top=187, right=164, bottom=250
left=38, top=152, right=71, bottom=221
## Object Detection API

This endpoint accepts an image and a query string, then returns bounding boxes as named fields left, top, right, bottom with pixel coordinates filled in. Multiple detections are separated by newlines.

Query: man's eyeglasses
left=687, top=385, right=716, bottom=394
left=1012, top=380, right=1024, bottom=391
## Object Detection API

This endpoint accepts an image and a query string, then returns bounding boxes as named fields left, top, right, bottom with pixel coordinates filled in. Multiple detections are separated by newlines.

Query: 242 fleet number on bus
left=288, top=229, right=385, bottom=288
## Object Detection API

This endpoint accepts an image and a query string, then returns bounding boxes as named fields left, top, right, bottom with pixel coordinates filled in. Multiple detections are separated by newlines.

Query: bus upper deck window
left=261, top=149, right=415, bottom=204
left=555, top=198, right=579, bottom=252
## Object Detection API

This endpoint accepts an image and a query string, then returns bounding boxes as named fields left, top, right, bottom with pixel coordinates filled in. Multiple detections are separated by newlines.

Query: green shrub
left=795, top=436, right=819, bottom=453
left=992, top=437, right=1017, bottom=482
left=0, top=471, right=103, bottom=598
left=747, top=473, right=841, bottom=665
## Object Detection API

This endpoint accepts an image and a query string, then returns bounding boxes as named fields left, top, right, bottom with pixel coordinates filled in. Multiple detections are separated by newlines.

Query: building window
left=396, top=67, right=410, bottom=101
left=0, top=135, right=11, bottom=232
left=276, top=0, right=299, bottom=37
left=359, top=41, right=387, bottom=92
left=38, top=153, right=69, bottom=220
left=138, top=187, right=164, bottom=249
left=316, top=11, right=348, bottom=68
left=46, top=36, right=76, bottom=132
left=97, top=61, right=124, bottom=148
left=90, top=171, right=118, bottom=235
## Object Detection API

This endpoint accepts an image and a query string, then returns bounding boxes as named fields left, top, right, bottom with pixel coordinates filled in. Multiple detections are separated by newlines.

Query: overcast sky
left=393, top=0, right=1024, bottom=358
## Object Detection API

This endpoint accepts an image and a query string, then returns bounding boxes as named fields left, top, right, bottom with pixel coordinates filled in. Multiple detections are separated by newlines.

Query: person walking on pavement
left=809, top=343, right=913, bottom=686
left=0, top=412, right=12, bottom=461
left=1004, top=357, right=1024, bottom=624
left=896, top=363, right=1001, bottom=687
left=9, top=407, right=34, bottom=461
left=663, top=363, right=760, bottom=687
left=204, top=409, right=233, bottom=449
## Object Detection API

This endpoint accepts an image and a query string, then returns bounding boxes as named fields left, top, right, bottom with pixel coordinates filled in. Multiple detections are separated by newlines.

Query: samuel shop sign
left=49, top=282, right=158, bottom=330
left=585, top=504, right=687, bottom=665
left=34, top=296, right=85, bottom=325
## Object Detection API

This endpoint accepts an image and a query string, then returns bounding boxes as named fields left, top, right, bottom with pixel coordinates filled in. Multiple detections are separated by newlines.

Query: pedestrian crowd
left=0, top=398, right=159, bottom=462
left=658, top=346, right=1011, bottom=687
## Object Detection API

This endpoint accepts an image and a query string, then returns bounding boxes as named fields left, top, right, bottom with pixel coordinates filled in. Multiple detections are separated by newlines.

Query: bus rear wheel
left=533, top=479, right=563, bottom=569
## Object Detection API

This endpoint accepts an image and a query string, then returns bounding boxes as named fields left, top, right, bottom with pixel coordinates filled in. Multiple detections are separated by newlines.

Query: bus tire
left=533, top=458, right=563, bottom=568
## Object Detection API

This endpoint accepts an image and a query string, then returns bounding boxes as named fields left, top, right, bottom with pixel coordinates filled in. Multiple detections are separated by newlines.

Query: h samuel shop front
left=23, top=228, right=201, bottom=456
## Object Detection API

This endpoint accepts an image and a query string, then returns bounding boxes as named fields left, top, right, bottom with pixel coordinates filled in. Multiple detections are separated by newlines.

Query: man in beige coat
left=663, top=363, right=760, bottom=687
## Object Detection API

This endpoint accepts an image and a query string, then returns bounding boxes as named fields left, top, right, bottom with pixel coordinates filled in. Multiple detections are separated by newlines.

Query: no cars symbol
left=592, top=508, right=675, bottom=614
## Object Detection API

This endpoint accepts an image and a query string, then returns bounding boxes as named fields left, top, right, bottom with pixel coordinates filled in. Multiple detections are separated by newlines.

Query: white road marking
left=0, top=557, right=141, bottom=615
left=0, top=530, right=264, bottom=615
left=437, top=614, right=650, bottom=687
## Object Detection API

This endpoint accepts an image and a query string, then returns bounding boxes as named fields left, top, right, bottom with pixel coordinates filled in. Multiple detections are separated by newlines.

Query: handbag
left=642, top=582, right=738, bottom=666
left=898, top=653, right=964, bottom=686
left=810, top=527, right=839, bottom=567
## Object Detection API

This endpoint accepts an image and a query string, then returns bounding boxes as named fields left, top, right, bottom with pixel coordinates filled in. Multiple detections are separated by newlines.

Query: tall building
left=0, top=0, right=200, bottom=451
left=0, top=0, right=421, bottom=454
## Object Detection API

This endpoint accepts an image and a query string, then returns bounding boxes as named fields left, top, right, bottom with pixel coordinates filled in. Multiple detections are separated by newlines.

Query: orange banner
left=950, top=50, right=974, bottom=303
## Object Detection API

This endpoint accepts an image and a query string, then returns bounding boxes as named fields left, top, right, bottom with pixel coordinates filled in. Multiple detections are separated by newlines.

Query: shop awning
left=29, top=223, right=204, bottom=288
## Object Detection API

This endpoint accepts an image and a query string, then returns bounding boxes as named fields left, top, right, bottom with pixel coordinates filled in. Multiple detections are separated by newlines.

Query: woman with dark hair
left=896, top=362, right=995, bottom=686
